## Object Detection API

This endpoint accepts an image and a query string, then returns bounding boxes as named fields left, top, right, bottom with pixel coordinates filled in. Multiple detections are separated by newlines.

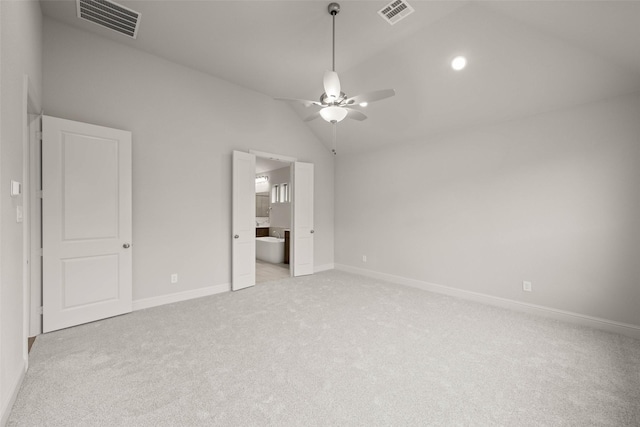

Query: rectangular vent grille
left=378, top=0, right=415, bottom=25
left=77, top=0, right=141, bottom=39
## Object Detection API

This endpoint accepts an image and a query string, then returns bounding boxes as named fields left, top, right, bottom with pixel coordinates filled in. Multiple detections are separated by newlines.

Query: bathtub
left=256, top=236, right=285, bottom=264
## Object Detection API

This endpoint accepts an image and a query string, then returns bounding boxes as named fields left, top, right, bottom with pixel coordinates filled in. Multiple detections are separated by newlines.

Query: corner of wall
left=0, top=360, right=27, bottom=427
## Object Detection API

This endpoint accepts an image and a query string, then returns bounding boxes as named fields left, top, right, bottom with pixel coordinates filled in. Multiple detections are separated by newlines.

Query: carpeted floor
left=8, top=270, right=640, bottom=426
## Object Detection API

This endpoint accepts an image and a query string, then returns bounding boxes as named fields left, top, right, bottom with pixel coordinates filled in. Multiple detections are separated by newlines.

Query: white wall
left=0, top=0, right=42, bottom=423
left=42, top=18, right=334, bottom=302
left=336, top=93, right=640, bottom=328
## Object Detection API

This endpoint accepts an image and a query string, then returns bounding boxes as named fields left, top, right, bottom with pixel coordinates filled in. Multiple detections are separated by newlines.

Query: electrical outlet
left=362, top=255, right=367, bottom=263
left=523, top=281, right=532, bottom=292
left=171, top=274, right=178, bottom=284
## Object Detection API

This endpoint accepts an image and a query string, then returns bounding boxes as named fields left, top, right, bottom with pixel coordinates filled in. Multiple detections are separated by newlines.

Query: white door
left=42, top=116, right=132, bottom=333
left=232, top=150, right=256, bottom=291
left=293, top=162, right=314, bottom=276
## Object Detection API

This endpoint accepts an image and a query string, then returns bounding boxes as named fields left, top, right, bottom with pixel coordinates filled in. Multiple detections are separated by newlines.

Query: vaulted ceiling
left=41, top=0, right=640, bottom=155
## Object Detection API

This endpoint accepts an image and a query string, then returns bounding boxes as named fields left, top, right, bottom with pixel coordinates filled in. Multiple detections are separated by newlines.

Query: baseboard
left=335, top=264, right=640, bottom=340
left=315, top=263, right=334, bottom=273
left=1, top=361, right=26, bottom=427
left=125, top=266, right=334, bottom=312
left=132, top=283, right=230, bottom=311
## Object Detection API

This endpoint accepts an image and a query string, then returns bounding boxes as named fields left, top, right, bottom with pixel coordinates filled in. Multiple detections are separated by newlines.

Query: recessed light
left=451, top=56, right=467, bottom=71
left=359, top=102, right=368, bottom=107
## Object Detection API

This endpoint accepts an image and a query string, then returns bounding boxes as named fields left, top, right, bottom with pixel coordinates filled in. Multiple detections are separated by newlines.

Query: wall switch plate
left=10, top=180, right=21, bottom=197
left=362, top=255, right=367, bottom=263
left=171, top=274, right=178, bottom=284
left=523, top=281, right=532, bottom=292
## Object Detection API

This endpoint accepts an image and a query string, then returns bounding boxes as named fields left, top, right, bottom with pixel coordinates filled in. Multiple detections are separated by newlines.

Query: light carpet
left=8, top=270, right=640, bottom=426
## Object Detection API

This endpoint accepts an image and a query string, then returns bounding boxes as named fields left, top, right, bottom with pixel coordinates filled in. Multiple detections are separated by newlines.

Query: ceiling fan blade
left=303, top=111, right=321, bottom=122
left=345, top=108, right=367, bottom=121
left=346, top=89, right=396, bottom=106
left=323, top=70, right=341, bottom=100
left=274, top=97, right=322, bottom=108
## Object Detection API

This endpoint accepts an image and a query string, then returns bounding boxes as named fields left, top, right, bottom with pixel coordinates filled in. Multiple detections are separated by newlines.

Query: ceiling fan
left=275, top=2, right=396, bottom=154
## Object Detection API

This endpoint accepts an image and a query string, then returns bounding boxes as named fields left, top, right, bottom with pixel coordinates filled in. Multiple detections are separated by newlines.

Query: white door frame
left=27, top=113, right=42, bottom=337
left=249, top=150, right=297, bottom=165
left=23, top=75, right=41, bottom=353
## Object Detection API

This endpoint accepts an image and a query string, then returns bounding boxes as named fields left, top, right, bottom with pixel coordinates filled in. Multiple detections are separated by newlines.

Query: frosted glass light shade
left=320, top=106, right=348, bottom=123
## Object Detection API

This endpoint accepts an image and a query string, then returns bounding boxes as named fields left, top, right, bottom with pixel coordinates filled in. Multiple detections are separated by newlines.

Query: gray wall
left=0, top=0, right=42, bottom=421
left=43, top=18, right=334, bottom=302
left=336, top=93, right=640, bottom=327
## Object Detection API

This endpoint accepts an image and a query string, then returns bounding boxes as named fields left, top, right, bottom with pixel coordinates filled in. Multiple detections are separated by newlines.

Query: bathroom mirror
left=256, top=192, right=269, bottom=217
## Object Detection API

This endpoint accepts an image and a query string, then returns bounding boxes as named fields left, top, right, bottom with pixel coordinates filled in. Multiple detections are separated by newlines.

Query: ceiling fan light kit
left=275, top=2, right=396, bottom=154
left=320, top=106, right=348, bottom=123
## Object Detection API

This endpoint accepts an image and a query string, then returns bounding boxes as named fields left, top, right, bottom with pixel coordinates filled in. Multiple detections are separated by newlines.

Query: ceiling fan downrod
left=328, top=3, right=340, bottom=72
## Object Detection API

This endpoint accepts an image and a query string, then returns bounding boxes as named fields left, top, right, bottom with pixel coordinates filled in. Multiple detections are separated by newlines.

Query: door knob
left=310, top=230, right=315, bottom=234
left=234, top=235, right=239, bottom=239
left=123, top=243, right=130, bottom=249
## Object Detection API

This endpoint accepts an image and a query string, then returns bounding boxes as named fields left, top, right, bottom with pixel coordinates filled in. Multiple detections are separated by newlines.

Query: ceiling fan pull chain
left=332, top=122, right=337, bottom=155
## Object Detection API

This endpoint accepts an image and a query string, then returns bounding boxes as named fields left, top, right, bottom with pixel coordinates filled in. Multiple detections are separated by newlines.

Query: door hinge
left=36, top=131, right=43, bottom=141
left=38, top=248, right=43, bottom=256
left=37, top=190, right=43, bottom=199
left=38, top=306, right=43, bottom=315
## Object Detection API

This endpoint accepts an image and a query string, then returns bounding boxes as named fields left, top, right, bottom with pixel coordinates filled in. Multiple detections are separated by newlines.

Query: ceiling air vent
left=378, top=0, right=415, bottom=25
left=77, top=0, right=141, bottom=39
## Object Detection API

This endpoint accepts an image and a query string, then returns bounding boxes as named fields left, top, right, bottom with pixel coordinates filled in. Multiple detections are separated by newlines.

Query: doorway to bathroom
left=231, top=150, right=315, bottom=291
left=254, top=156, right=292, bottom=284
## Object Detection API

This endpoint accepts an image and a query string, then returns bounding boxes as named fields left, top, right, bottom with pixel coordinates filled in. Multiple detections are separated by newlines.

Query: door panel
left=62, top=135, right=119, bottom=240
left=232, top=151, right=256, bottom=291
left=293, top=162, right=314, bottom=276
left=62, top=255, right=119, bottom=308
left=43, top=116, right=132, bottom=333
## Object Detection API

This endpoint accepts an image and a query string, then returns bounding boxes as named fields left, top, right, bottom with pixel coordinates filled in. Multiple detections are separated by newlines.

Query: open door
left=231, top=151, right=256, bottom=291
left=42, top=116, right=132, bottom=333
left=293, top=162, right=314, bottom=276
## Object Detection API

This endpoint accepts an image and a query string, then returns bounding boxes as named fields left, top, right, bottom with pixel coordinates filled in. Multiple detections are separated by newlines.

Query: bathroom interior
left=255, top=158, right=292, bottom=284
